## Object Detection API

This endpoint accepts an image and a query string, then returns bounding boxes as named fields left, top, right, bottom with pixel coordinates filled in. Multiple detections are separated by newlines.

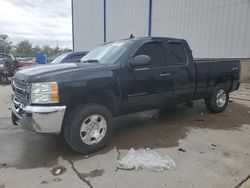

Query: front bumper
left=12, top=98, right=66, bottom=134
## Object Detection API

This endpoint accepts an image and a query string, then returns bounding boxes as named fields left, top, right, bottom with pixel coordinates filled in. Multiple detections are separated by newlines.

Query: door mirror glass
left=130, top=55, right=151, bottom=67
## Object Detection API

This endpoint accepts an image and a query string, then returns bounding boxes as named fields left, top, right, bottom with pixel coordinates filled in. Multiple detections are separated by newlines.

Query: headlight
left=31, top=82, right=59, bottom=104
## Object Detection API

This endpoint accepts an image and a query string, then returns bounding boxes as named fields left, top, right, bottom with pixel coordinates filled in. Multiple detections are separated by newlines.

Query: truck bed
left=194, top=59, right=240, bottom=99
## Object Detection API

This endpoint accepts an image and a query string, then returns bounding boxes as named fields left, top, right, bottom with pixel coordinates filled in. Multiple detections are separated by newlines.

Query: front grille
left=13, top=78, right=28, bottom=105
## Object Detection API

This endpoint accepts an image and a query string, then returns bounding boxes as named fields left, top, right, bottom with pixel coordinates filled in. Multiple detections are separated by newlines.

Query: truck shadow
left=110, top=100, right=250, bottom=150
left=0, top=100, right=249, bottom=169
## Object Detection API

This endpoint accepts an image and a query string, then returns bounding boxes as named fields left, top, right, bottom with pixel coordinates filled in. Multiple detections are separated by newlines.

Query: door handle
left=159, top=72, right=171, bottom=77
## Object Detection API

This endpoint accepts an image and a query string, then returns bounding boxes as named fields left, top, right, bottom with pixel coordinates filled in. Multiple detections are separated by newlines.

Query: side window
left=64, top=55, right=84, bottom=63
left=134, top=42, right=165, bottom=66
left=168, top=43, right=187, bottom=65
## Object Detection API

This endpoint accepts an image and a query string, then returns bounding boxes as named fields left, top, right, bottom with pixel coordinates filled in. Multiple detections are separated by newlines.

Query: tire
left=205, top=85, right=229, bottom=113
left=12, top=112, right=18, bottom=125
left=64, top=104, right=114, bottom=154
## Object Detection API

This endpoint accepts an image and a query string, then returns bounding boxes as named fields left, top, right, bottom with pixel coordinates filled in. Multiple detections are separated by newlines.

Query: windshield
left=81, top=42, right=128, bottom=65
left=50, top=53, right=70, bottom=64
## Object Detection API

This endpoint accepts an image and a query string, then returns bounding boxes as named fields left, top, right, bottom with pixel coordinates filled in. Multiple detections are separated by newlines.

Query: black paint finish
left=14, top=37, right=240, bottom=116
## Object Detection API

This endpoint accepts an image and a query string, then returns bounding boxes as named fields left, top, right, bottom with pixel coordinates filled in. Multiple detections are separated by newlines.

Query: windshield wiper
left=82, top=59, right=100, bottom=63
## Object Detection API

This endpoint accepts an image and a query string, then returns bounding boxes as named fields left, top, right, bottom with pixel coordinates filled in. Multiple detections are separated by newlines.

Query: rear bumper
left=231, top=81, right=240, bottom=91
left=12, top=98, right=66, bottom=134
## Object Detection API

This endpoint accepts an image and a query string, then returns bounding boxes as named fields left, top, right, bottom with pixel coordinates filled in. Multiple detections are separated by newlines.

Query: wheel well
left=206, top=76, right=233, bottom=98
left=61, top=90, right=117, bottom=136
left=66, top=90, right=117, bottom=116
left=215, top=76, right=233, bottom=90
left=82, top=90, right=116, bottom=113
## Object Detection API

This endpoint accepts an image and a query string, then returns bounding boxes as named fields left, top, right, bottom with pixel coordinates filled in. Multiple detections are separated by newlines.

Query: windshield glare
left=51, top=53, right=69, bottom=64
left=81, top=42, right=127, bottom=65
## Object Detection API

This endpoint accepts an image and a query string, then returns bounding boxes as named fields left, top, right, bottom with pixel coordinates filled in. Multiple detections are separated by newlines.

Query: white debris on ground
left=118, top=148, right=176, bottom=172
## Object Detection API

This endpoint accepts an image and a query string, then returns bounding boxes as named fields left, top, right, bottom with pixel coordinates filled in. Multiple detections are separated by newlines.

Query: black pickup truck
left=12, top=37, right=240, bottom=154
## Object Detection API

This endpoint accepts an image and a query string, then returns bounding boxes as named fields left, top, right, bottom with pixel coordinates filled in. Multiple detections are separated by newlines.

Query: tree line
left=0, top=34, right=72, bottom=57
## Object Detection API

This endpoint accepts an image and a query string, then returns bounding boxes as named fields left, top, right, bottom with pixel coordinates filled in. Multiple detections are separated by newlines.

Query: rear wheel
left=64, top=104, right=114, bottom=154
left=205, top=85, right=229, bottom=113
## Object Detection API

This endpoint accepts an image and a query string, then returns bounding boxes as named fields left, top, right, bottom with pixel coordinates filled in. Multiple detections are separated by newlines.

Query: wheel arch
left=61, top=88, right=119, bottom=134
left=206, top=76, right=233, bottom=98
left=214, top=76, right=233, bottom=90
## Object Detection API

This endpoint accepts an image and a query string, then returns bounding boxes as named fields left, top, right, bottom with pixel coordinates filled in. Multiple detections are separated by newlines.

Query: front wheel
left=205, top=85, right=229, bottom=113
left=64, top=104, right=114, bottom=154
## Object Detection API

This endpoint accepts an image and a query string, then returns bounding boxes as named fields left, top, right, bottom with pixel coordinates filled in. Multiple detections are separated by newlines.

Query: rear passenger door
left=165, top=41, right=196, bottom=102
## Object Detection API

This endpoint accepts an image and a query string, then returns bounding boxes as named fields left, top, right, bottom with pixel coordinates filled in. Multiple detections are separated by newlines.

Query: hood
left=14, top=63, right=106, bottom=82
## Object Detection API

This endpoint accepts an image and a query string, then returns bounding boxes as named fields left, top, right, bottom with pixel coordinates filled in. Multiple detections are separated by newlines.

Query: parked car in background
left=0, top=53, right=18, bottom=76
left=50, top=51, right=88, bottom=64
left=0, top=58, right=9, bottom=83
left=17, top=57, right=36, bottom=68
left=0, top=54, right=36, bottom=76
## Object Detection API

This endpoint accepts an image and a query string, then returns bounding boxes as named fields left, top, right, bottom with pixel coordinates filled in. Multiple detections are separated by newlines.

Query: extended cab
left=11, top=37, right=240, bottom=154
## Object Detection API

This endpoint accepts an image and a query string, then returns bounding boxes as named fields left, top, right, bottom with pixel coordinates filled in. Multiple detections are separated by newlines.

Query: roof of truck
left=131, top=36, right=185, bottom=41
left=107, top=37, right=186, bottom=44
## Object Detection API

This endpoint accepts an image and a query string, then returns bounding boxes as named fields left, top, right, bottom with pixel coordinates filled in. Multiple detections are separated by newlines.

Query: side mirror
left=129, top=55, right=151, bottom=67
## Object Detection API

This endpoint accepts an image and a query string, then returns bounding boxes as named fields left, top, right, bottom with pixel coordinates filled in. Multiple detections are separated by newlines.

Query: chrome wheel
left=216, top=89, right=226, bottom=108
left=80, top=114, right=107, bottom=145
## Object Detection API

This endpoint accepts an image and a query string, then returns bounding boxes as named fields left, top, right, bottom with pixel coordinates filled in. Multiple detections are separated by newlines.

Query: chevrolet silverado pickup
left=11, top=37, right=240, bottom=154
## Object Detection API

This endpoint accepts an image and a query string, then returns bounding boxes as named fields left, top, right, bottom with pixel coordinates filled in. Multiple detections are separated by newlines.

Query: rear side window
left=134, top=42, right=165, bottom=66
left=168, top=43, right=187, bottom=65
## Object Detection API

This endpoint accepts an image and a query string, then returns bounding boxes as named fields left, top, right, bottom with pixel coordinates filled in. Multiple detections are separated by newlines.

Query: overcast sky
left=0, top=0, right=72, bottom=48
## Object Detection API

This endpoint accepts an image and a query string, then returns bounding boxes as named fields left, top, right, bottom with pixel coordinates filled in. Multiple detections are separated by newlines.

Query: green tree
left=61, top=48, right=72, bottom=53
left=53, top=46, right=60, bottom=56
left=16, top=40, right=32, bottom=56
left=41, top=45, right=52, bottom=56
left=0, top=34, right=12, bottom=53
left=32, top=45, right=41, bottom=55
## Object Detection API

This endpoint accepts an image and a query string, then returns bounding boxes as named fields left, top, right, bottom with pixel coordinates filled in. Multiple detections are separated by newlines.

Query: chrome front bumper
left=12, top=98, right=66, bottom=134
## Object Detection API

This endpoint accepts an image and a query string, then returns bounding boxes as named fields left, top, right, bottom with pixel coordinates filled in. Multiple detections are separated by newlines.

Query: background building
left=72, top=0, right=250, bottom=80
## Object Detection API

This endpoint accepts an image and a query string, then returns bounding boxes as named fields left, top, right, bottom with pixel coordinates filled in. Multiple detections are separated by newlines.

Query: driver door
left=119, top=41, right=173, bottom=111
